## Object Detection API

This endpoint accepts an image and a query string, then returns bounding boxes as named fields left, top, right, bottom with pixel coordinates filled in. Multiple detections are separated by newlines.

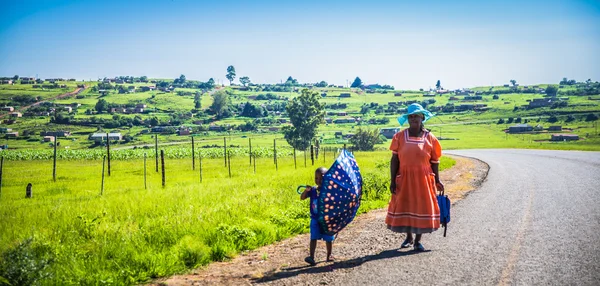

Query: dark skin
left=390, top=113, right=444, bottom=245
left=301, top=168, right=333, bottom=261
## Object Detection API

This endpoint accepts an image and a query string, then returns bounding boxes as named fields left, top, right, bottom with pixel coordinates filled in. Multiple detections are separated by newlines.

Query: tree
left=282, top=89, right=325, bottom=150
left=12, top=75, right=19, bottom=81
left=210, top=90, right=230, bottom=119
left=149, top=117, right=159, bottom=126
left=226, top=65, right=236, bottom=85
left=95, top=99, right=108, bottom=113
left=177, top=74, right=186, bottom=84
left=436, top=80, right=441, bottom=90
left=241, top=102, right=265, bottom=118
left=194, top=92, right=202, bottom=109
left=315, top=81, right=328, bottom=87
left=140, top=76, right=148, bottom=82
left=350, top=128, right=381, bottom=151
left=360, top=104, right=370, bottom=115
left=239, top=76, right=251, bottom=87
left=510, top=79, right=517, bottom=87
left=285, top=76, right=298, bottom=86
left=351, top=77, right=363, bottom=88
left=545, top=85, right=558, bottom=97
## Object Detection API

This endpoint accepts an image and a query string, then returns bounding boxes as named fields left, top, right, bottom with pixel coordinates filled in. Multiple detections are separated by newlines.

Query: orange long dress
left=385, top=129, right=442, bottom=234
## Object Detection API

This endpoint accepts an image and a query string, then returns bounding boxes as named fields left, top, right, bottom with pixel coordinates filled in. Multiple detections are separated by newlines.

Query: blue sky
left=1, top=0, right=599, bottom=89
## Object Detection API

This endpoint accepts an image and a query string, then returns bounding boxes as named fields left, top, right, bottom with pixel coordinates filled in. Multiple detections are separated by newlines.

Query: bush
left=350, top=127, right=381, bottom=151
left=585, top=113, right=599, bottom=122
left=0, top=238, right=55, bottom=285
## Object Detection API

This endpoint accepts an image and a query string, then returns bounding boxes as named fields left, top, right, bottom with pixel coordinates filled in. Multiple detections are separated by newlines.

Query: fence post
left=249, top=138, right=252, bottom=166
left=293, top=148, right=297, bottom=169
left=274, top=139, right=278, bottom=170
left=223, top=137, right=227, bottom=167
left=53, top=135, right=57, bottom=182
left=0, top=157, right=3, bottom=200
left=228, top=151, right=232, bottom=178
left=310, top=144, right=314, bottom=166
left=143, top=153, right=147, bottom=190
left=323, top=147, right=326, bottom=163
left=192, top=137, right=195, bottom=171
left=101, top=155, right=106, bottom=195
left=161, top=150, right=165, bottom=188
left=104, top=133, right=111, bottom=176
left=155, top=135, right=158, bottom=172
left=199, top=155, right=203, bottom=183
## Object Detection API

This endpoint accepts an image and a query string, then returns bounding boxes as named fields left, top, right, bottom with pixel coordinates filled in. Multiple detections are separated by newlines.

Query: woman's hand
left=390, top=181, right=396, bottom=194
left=436, top=181, right=445, bottom=193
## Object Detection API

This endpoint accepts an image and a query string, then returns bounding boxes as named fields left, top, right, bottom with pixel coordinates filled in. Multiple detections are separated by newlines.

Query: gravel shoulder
left=153, top=155, right=490, bottom=286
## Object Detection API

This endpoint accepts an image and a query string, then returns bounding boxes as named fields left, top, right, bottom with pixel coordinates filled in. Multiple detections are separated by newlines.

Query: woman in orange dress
left=386, top=103, right=444, bottom=252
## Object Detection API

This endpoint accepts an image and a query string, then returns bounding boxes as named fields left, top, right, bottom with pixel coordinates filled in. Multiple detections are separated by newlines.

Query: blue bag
left=437, top=190, right=451, bottom=237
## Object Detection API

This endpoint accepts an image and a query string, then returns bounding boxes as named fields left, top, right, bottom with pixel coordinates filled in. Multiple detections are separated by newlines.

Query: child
left=300, top=167, right=334, bottom=266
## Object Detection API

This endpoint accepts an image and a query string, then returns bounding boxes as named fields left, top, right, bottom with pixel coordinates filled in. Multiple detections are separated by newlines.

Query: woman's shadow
left=252, top=248, right=426, bottom=283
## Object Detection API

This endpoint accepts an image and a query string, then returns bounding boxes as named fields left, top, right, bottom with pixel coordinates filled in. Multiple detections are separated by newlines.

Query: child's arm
left=300, top=186, right=312, bottom=200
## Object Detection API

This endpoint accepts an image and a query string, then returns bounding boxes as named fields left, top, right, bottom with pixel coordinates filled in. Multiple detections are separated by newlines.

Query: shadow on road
left=252, top=248, right=423, bottom=283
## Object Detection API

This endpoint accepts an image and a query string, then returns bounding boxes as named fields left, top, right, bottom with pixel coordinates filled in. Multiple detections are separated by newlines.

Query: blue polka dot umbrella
left=317, top=150, right=363, bottom=235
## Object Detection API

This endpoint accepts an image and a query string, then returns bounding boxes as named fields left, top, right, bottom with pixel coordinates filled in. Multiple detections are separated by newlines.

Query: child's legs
left=309, top=239, right=317, bottom=258
left=326, top=241, right=332, bottom=259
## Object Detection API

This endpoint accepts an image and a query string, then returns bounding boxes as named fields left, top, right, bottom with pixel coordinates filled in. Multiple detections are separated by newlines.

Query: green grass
left=0, top=151, right=454, bottom=284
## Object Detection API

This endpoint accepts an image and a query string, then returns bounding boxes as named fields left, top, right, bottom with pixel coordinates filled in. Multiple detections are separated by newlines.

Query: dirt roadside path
left=153, top=155, right=490, bottom=286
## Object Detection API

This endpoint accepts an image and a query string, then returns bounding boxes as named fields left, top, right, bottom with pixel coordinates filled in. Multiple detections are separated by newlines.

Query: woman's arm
left=431, top=163, right=445, bottom=192
left=390, top=154, right=399, bottom=194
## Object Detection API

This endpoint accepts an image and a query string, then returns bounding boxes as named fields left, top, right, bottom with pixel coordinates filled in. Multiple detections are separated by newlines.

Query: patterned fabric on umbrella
left=317, top=150, right=363, bottom=236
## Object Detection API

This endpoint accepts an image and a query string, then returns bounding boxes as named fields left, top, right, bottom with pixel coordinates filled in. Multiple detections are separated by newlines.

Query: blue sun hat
left=397, top=103, right=435, bottom=126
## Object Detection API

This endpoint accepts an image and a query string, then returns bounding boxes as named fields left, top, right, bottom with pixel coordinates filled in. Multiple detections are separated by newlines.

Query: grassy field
left=1, top=81, right=599, bottom=152
left=0, top=151, right=454, bottom=285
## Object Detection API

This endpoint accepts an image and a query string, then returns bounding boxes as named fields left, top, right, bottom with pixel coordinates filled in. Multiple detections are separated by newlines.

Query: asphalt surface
left=331, top=149, right=600, bottom=285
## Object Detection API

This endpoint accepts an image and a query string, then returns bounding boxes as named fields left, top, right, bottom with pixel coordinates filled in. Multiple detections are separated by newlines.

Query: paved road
left=335, top=149, right=600, bottom=285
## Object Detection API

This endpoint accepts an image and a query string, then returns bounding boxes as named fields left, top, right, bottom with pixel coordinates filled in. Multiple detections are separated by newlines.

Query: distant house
left=528, top=98, right=552, bottom=108
left=89, top=133, right=122, bottom=142
left=548, top=126, right=562, bottom=131
left=339, top=93, right=351, bottom=98
left=151, top=126, right=176, bottom=133
left=178, top=128, right=191, bottom=136
left=508, top=124, right=533, bottom=133
left=5, top=132, right=18, bottom=138
left=380, top=127, right=400, bottom=139
left=63, top=106, right=72, bottom=113
left=2, top=106, right=14, bottom=112
left=43, top=136, right=55, bottom=142
left=455, top=104, right=474, bottom=112
left=464, top=95, right=482, bottom=100
left=40, top=131, right=71, bottom=137
left=0, top=80, right=13, bottom=84
left=551, top=134, right=579, bottom=141
left=208, top=125, right=225, bottom=132
left=333, top=118, right=356, bottom=124
left=337, top=111, right=347, bottom=116
left=10, top=112, right=22, bottom=118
